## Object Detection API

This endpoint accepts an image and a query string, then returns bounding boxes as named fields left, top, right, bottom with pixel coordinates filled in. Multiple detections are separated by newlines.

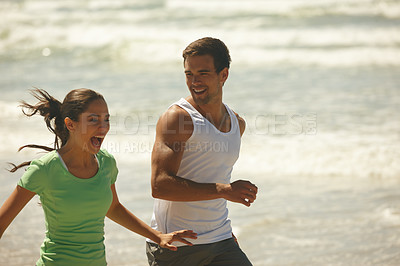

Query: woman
left=0, top=88, right=197, bottom=265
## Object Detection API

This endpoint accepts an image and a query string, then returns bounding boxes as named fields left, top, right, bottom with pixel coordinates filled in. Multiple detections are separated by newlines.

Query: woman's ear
left=64, top=117, right=75, bottom=132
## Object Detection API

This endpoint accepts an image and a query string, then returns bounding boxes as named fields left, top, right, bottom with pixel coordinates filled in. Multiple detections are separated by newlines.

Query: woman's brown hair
left=9, top=88, right=105, bottom=172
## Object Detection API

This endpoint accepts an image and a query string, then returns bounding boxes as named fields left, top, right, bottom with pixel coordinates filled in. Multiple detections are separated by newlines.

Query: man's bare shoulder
left=157, top=104, right=194, bottom=139
left=232, top=110, right=246, bottom=136
left=164, top=104, right=191, bottom=119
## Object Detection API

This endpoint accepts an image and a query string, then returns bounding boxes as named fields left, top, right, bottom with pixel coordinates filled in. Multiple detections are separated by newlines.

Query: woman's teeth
left=91, top=136, right=105, bottom=147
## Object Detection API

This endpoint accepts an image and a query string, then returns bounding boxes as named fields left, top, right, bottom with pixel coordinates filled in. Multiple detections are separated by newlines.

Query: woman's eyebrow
left=87, top=113, right=110, bottom=116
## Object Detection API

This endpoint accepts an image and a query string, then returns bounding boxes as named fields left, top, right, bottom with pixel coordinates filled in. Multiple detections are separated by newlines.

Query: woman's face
left=69, top=99, right=110, bottom=154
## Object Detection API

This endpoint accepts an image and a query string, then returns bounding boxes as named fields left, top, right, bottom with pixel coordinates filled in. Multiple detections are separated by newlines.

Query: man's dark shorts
left=146, top=238, right=252, bottom=266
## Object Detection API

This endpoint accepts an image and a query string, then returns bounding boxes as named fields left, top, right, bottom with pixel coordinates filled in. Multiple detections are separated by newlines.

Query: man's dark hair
left=183, top=37, right=231, bottom=73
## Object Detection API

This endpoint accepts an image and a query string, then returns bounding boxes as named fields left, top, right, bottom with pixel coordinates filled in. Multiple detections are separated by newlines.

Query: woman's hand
left=158, top=230, right=198, bottom=251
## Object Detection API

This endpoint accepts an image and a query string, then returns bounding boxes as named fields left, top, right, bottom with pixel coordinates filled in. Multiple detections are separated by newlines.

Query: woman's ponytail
left=8, top=89, right=67, bottom=172
left=8, top=88, right=104, bottom=173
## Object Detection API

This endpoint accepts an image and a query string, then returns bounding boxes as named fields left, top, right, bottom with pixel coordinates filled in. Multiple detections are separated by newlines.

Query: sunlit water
left=1, top=0, right=400, bottom=265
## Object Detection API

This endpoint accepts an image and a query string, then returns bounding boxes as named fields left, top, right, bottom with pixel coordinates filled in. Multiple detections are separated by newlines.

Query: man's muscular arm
left=151, top=106, right=257, bottom=206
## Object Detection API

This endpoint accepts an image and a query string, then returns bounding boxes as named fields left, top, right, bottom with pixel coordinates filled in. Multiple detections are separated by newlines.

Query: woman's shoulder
left=24, top=150, right=59, bottom=176
left=97, top=149, right=117, bottom=168
left=97, top=148, right=115, bottom=160
left=18, top=151, right=58, bottom=193
left=30, top=150, right=59, bottom=167
left=97, top=149, right=118, bottom=183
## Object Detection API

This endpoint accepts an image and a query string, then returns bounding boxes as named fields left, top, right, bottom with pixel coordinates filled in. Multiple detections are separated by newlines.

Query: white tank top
left=149, top=98, right=241, bottom=246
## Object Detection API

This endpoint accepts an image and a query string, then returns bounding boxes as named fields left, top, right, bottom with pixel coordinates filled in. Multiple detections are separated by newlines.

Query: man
left=146, top=37, right=258, bottom=266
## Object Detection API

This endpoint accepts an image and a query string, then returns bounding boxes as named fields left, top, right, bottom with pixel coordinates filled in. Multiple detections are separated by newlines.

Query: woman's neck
left=58, top=141, right=97, bottom=168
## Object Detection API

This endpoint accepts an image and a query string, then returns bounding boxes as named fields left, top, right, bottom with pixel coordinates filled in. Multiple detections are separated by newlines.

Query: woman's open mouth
left=91, top=136, right=105, bottom=148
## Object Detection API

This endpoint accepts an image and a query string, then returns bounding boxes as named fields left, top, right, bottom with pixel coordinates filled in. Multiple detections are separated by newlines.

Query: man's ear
left=220, top=67, right=229, bottom=86
left=64, top=117, right=75, bottom=132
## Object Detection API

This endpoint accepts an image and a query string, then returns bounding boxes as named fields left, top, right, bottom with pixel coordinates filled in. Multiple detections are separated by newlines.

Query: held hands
left=158, top=230, right=198, bottom=251
left=220, top=180, right=258, bottom=207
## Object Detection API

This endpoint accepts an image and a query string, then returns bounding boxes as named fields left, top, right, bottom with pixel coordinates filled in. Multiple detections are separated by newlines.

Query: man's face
left=184, top=54, right=228, bottom=106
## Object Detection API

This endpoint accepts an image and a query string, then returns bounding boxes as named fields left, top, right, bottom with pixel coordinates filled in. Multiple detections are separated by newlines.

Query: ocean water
left=1, top=0, right=400, bottom=265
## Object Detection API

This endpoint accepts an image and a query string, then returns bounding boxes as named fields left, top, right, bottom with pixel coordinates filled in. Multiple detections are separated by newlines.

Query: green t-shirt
left=18, top=149, right=118, bottom=266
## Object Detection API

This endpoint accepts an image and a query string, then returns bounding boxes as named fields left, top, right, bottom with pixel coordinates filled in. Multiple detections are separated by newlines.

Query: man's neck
left=186, top=97, right=230, bottom=132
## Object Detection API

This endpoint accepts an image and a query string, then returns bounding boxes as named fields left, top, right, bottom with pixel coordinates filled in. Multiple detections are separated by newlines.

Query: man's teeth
left=94, top=136, right=105, bottom=139
left=194, top=88, right=205, bottom=93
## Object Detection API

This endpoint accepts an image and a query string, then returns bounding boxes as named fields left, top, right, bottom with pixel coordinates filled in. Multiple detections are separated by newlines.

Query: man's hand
left=219, top=180, right=258, bottom=207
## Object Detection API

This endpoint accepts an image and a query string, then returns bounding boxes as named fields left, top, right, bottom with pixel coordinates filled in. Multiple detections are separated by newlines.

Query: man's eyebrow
left=185, top=69, right=211, bottom=73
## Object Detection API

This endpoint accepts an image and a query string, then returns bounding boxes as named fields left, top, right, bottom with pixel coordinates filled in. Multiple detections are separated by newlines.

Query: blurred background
left=0, top=0, right=399, bottom=265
